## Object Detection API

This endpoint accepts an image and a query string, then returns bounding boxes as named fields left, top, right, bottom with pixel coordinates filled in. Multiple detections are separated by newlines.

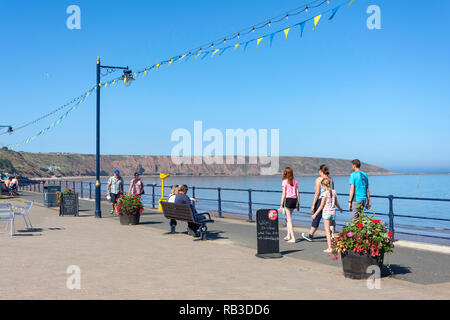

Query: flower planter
left=341, top=250, right=384, bottom=279
left=119, top=213, right=140, bottom=225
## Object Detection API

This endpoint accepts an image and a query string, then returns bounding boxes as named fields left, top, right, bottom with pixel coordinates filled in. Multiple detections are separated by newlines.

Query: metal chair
left=13, top=201, right=34, bottom=230
left=0, top=203, right=14, bottom=237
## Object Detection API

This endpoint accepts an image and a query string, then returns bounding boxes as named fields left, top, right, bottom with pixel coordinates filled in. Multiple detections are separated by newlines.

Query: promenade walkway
left=0, top=191, right=449, bottom=299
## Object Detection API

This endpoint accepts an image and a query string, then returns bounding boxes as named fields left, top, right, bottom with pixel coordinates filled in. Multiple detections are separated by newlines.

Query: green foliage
left=0, top=158, right=15, bottom=173
left=116, top=194, right=144, bottom=216
left=56, top=188, right=75, bottom=203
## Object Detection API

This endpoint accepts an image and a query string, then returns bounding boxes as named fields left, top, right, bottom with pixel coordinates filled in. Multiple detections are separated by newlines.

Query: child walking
left=311, top=178, right=343, bottom=253
left=279, top=167, right=301, bottom=243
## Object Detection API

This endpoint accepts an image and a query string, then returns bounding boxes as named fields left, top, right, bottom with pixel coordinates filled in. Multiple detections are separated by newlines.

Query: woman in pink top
left=128, top=172, right=144, bottom=195
left=279, top=167, right=300, bottom=243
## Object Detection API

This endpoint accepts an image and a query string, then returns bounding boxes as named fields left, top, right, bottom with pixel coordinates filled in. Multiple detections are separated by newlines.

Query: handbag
left=280, top=197, right=287, bottom=214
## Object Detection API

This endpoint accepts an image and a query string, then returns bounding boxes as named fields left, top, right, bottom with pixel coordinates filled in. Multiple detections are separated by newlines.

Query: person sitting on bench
left=175, top=184, right=201, bottom=237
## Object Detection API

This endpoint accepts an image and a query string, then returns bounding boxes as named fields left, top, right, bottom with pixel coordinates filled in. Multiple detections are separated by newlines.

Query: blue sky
left=0, top=0, right=449, bottom=173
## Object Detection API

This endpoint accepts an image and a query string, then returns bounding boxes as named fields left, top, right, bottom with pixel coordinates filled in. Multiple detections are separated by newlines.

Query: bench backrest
left=161, top=202, right=195, bottom=223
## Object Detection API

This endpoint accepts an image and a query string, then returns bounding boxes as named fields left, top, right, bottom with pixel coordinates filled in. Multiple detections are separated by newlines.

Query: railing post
left=38, top=182, right=41, bottom=193
left=217, top=187, right=223, bottom=218
left=388, top=195, right=395, bottom=241
left=247, top=189, right=253, bottom=222
left=80, top=181, right=84, bottom=198
left=59, top=180, right=61, bottom=188
left=89, top=182, right=92, bottom=199
left=73, top=181, right=76, bottom=192
left=192, top=186, right=196, bottom=199
left=152, top=184, right=156, bottom=209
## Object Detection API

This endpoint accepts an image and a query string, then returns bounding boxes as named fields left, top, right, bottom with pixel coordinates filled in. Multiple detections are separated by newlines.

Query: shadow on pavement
left=281, top=249, right=304, bottom=255
left=382, top=264, right=412, bottom=278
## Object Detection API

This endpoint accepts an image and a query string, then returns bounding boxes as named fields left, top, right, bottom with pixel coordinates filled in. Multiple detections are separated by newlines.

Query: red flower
left=374, top=229, right=378, bottom=233
left=357, top=223, right=363, bottom=228
left=388, top=232, right=393, bottom=238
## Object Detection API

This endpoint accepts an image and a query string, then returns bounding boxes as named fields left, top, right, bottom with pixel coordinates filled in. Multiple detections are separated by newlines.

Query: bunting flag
left=299, top=22, right=305, bottom=37
left=313, top=14, right=322, bottom=30
left=201, top=51, right=211, bottom=59
left=219, top=47, right=230, bottom=55
left=270, top=33, right=276, bottom=46
left=329, top=6, right=340, bottom=20
left=284, top=28, right=290, bottom=41
left=244, top=41, right=251, bottom=51
left=257, top=37, right=264, bottom=49
left=3, top=1, right=357, bottom=149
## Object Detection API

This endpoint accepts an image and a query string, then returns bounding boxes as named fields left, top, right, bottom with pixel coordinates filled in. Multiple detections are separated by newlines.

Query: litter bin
left=44, top=185, right=61, bottom=207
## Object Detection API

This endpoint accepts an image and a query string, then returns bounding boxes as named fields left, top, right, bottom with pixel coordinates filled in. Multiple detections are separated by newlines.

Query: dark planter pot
left=341, top=250, right=384, bottom=279
left=119, top=213, right=140, bottom=225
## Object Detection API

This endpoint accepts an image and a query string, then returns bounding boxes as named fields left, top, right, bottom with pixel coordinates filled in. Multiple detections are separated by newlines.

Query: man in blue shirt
left=348, top=159, right=371, bottom=219
left=175, top=184, right=201, bottom=237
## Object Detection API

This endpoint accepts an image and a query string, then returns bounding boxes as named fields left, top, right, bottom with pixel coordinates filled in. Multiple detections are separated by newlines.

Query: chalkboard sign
left=256, top=209, right=282, bottom=259
left=59, top=193, right=79, bottom=216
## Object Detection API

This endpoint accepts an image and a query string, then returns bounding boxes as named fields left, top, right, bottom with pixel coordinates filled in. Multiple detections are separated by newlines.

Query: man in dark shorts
left=107, top=170, right=124, bottom=214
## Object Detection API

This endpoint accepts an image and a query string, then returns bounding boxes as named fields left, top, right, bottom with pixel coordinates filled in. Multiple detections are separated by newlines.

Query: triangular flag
left=192, top=51, right=202, bottom=60
left=104, top=82, right=108, bottom=87
left=156, top=63, right=160, bottom=69
left=329, top=6, right=341, bottom=20
left=244, top=41, right=251, bottom=51
left=347, top=0, right=355, bottom=7
left=212, top=49, right=220, bottom=57
left=219, top=47, right=230, bottom=55
left=284, top=28, right=290, bottom=41
left=256, top=37, right=264, bottom=49
left=201, top=51, right=211, bottom=59
left=143, top=69, right=148, bottom=76
left=299, top=22, right=305, bottom=37
left=179, top=54, right=186, bottom=61
left=234, top=43, right=240, bottom=50
left=168, top=58, right=174, bottom=66
left=313, top=15, right=322, bottom=30
left=270, top=33, right=275, bottom=46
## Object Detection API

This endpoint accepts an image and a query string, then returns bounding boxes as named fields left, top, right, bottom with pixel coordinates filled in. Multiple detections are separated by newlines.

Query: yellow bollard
left=158, top=173, right=170, bottom=211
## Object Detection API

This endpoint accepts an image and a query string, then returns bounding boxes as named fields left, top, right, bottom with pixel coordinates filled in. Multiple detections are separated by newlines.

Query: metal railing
left=18, top=179, right=450, bottom=242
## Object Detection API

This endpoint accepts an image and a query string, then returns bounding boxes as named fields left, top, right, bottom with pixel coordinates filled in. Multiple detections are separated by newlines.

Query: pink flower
left=347, top=232, right=354, bottom=237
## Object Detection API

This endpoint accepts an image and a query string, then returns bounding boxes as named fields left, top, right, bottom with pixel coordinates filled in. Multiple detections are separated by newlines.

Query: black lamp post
left=0, top=126, right=13, bottom=134
left=95, top=57, right=134, bottom=218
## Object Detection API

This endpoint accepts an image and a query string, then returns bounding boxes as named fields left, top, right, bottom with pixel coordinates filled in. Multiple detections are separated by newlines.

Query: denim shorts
left=322, top=214, right=336, bottom=221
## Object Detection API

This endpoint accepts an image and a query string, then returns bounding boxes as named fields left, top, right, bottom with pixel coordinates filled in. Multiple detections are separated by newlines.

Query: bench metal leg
left=169, top=219, right=177, bottom=234
left=200, top=225, right=207, bottom=240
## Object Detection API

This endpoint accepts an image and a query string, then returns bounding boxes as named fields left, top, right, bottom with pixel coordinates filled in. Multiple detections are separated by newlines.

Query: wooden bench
left=161, top=202, right=214, bottom=240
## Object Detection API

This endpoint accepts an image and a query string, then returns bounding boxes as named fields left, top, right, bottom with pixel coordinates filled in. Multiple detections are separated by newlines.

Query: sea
left=75, top=174, right=450, bottom=245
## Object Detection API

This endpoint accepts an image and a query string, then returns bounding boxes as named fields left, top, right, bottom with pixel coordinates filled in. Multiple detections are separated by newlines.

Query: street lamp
left=95, top=57, right=133, bottom=218
left=0, top=126, right=13, bottom=134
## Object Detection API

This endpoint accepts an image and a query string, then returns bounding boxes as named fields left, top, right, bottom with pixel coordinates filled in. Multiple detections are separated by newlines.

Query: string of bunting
left=2, top=0, right=356, bottom=149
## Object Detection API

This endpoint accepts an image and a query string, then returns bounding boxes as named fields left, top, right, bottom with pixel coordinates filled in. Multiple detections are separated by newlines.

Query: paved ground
left=0, top=191, right=449, bottom=299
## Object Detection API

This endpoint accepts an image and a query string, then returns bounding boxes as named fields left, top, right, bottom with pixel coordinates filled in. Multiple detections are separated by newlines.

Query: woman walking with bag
left=279, top=167, right=300, bottom=243
left=128, top=172, right=145, bottom=196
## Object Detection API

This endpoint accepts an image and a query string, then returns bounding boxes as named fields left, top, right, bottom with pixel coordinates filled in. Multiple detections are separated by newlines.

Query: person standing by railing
left=303, top=164, right=335, bottom=242
left=279, top=167, right=300, bottom=243
left=348, top=159, right=371, bottom=219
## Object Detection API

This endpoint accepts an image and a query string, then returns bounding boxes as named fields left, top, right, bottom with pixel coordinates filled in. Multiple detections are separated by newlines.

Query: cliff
left=0, top=148, right=392, bottom=177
